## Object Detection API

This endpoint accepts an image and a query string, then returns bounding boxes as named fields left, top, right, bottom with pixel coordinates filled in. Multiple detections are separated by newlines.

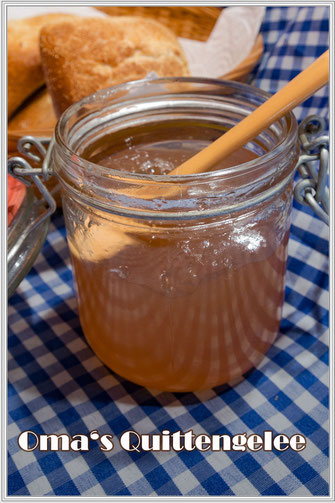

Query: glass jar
left=52, top=78, right=299, bottom=392
left=8, top=185, right=50, bottom=298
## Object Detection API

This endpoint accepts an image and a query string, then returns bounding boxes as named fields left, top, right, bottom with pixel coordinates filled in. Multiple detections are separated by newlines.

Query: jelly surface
left=84, top=122, right=261, bottom=174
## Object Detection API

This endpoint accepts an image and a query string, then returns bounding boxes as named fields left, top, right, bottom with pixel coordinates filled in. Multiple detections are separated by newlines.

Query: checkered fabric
left=8, top=6, right=329, bottom=497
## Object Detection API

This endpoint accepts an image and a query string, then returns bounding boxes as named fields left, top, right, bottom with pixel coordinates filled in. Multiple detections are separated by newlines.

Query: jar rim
left=55, top=76, right=298, bottom=183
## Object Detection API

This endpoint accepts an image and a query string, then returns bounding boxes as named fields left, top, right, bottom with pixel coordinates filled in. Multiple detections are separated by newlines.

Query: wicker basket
left=96, top=6, right=220, bottom=41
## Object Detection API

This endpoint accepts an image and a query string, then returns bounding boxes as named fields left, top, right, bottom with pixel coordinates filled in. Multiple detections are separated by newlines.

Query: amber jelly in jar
left=52, top=78, right=299, bottom=392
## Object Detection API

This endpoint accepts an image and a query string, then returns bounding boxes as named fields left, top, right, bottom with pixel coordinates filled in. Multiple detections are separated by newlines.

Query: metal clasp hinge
left=294, top=115, right=329, bottom=226
left=8, top=136, right=57, bottom=233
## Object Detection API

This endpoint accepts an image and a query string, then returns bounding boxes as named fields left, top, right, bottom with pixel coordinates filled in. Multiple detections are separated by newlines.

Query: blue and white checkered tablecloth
left=7, top=6, right=329, bottom=497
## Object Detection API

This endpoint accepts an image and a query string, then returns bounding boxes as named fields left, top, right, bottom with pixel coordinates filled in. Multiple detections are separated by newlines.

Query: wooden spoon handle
left=171, top=50, right=329, bottom=175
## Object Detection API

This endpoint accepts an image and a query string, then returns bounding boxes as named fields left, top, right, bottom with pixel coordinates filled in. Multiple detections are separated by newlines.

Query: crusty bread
left=8, top=87, right=56, bottom=132
left=7, top=13, right=75, bottom=118
left=40, top=16, right=189, bottom=117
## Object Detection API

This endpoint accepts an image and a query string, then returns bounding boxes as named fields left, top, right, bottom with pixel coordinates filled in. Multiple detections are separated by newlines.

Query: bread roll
left=7, top=13, right=75, bottom=117
left=8, top=87, right=56, bottom=132
left=40, top=16, right=189, bottom=117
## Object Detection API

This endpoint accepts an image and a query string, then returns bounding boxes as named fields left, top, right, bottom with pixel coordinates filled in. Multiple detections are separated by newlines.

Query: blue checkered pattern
left=8, top=6, right=329, bottom=497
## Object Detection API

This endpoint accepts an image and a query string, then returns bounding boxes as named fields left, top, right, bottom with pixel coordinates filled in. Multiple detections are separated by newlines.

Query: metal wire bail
left=294, top=115, right=329, bottom=225
left=8, top=136, right=57, bottom=233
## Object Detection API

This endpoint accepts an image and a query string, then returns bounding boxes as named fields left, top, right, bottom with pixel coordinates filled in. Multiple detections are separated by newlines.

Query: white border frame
left=1, top=1, right=334, bottom=502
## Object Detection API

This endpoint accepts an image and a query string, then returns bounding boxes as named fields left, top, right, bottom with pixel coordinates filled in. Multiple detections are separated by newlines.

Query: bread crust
left=7, top=13, right=75, bottom=117
left=8, top=87, right=56, bottom=132
left=40, top=16, right=189, bottom=117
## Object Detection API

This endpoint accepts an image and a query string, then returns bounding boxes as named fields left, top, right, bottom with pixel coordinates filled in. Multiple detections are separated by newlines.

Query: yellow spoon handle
left=170, top=49, right=329, bottom=176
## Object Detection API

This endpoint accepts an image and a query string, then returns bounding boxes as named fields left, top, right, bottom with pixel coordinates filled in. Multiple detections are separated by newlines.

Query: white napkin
left=179, top=7, right=265, bottom=77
